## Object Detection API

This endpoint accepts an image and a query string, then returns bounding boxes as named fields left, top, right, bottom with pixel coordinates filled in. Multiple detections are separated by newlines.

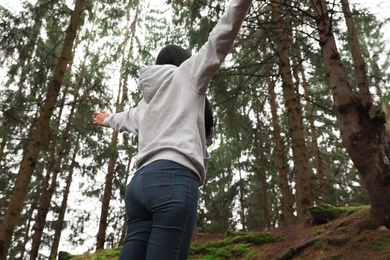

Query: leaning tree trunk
left=0, top=1, right=85, bottom=259
left=312, top=0, right=390, bottom=227
left=341, top=0, right=372, bottom=108
left=271, top=0, right=313, bottom=224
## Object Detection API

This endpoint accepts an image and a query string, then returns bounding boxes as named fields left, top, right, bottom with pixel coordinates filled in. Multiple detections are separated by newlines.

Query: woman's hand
left=93, top=110, right=110, bottom=126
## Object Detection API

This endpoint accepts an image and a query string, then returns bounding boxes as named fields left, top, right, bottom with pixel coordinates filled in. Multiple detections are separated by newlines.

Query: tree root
left=275, top=236, right=322, bottom=260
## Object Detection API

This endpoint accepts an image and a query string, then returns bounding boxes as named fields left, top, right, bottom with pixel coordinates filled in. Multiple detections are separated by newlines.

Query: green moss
left=310, top=205, right=347, bottom=224
left=230, top=232, right=276, bottom=245
left=213, top=247, right=232, bottom=259
left=96, top=247, right=121, bottom=259
left=313, top=238, right=330, bottom=251
left=198, top=256, right=216, bottom=260
left=231, top=244, right=250, bottom=256
left=314, top=228, right=325, bottom=236
left=371, top=236, right=390, bottom=252
left=245, top=250, right=258, bottom=259
left=191, top=231, right=276, bottom=259
left=70, top=248, right=121, bottom=260
left=191, top=241, right=230, bottom=255
left=58, top=251, right=77, bottom=260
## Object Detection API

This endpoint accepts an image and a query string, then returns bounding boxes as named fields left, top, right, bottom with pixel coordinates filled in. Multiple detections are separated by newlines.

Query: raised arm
left=180, top=0, right=253, bottom=93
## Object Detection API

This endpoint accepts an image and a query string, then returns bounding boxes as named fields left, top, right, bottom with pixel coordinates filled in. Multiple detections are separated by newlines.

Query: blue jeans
left=119, top=160, right=200, bottom=260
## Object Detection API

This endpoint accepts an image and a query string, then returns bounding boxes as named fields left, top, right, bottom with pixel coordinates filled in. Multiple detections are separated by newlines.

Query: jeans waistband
left=137, top=160, right=200, bottom=182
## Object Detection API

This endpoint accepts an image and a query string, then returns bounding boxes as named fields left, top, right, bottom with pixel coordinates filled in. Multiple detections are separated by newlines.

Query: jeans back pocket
left=141, top=170, right=175, bottom=208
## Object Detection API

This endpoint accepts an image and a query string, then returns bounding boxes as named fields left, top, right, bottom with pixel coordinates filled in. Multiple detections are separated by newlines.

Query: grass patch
left=371, top=236, right=390, bottom=252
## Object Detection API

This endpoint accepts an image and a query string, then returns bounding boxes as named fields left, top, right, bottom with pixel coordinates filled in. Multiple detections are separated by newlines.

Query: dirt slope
left=62, top=206, right=390, bottom=260
left=190, top=206, right=390, bottom=259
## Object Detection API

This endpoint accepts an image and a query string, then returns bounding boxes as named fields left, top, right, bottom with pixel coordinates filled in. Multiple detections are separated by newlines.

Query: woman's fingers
left=93, top=111, right=110, bottom=126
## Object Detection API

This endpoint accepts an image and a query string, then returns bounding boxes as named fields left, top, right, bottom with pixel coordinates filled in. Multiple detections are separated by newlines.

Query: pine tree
left=0, top=1, right=86, bottom=258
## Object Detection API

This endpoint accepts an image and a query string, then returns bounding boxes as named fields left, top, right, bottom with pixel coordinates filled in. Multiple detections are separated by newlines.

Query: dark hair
left=156, top=44, right=214, bottom=139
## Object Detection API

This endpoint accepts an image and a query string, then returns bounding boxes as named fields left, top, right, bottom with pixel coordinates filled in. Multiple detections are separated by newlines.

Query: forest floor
left=63, top=205, right=390, bottom=260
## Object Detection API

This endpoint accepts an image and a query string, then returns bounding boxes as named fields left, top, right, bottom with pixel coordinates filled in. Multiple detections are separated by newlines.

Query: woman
left=93, top=0, right=252, bottom=259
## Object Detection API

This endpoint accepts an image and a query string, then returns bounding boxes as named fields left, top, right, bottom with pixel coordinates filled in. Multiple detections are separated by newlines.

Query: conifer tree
left=0, top=1, right=86, bottom=258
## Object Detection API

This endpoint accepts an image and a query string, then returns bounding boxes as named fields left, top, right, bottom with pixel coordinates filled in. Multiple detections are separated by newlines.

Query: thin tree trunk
left=253, top=108, right=271, bottom=229
left=263, top=52, right=296, bottom=226
left=14, top=199, right=35, bottom=260
left=49, top=146, right=77, bottom=260
left=341, top=0, right=372, bottom=109
left=96, top=5, right=138, bottom=249
left=292, top=57, right=327, bottom=203
left=30, top=110, right=73, bottom=260
left=238, top=168, right=247, bottom=231
left=119, top=153, right=133, bottom=246
left=97, top=131, right=119, bottom=250
left=302, top=65, right=327, bottom=202
left=313, top=0, right=390, bottom=227
left=272, top=0, right=313, bottom=224
left=0, top=1, right=85, bottom=258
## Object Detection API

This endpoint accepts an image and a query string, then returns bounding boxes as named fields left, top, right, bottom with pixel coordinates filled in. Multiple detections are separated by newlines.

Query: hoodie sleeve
left=180, top=0, right=252, bottom=94
left=103, top=106, right=139, bottom=134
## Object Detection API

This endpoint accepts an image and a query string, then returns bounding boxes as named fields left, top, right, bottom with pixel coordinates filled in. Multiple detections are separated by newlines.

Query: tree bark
left=271, top=0, right=313, bottom=224
left=302, top=64, right=327, bottom=202
left=29, top=25, right=79, bottom=259
left=312, top=0, right=390, bottom=227
left=96, top=5, right=138, bottom=249
left=49, top=147, right=77, bottom=260
left=0, top=1, right=85, bottom=259
left=263, top=48, right=296, bottom=226
left=341, top=0, right=372, bottom=109
left=30, top=110, right=73, bottom=260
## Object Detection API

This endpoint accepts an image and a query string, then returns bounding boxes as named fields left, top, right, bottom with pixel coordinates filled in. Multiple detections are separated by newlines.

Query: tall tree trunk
left=119, top=154, right=133, bottom=246
left=312, top=0, right=390, bottom=227
left=49, top=145, right=77, bottom=260
left=253, top=108, right=271, bottom=229
left=292, top=58, right=327, bottom=203
left=302, top=65, right=327, bottom=203
left=263, top=52, right=296, bottom=226
left=14, top=199, right=35, bottom=260
left=30, top=110, right=73, bottom=260
left=0, top=1, right=85, bottom=258
left=271, top=0, right=313, bottom=224
left=96, top=5, right=138, bottom=249
left=29, top=32, right=78, bottom=258
left=97, top=131, right=119, bottom=250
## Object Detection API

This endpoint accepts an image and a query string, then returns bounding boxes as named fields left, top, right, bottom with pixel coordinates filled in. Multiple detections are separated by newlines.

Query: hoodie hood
left=138, top=64, right=177, bottom=103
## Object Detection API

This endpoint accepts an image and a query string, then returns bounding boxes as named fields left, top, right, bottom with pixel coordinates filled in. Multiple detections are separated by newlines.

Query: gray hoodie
left=103, top=0, right=252, bottom=185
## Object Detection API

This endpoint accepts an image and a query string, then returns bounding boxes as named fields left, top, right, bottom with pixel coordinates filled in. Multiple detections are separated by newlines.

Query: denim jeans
left=119, top=160, right=200, bottom=260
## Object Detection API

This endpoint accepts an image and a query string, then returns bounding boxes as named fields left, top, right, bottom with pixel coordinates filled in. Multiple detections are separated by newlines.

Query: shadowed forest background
left=1, top=0, right=390, bottom=259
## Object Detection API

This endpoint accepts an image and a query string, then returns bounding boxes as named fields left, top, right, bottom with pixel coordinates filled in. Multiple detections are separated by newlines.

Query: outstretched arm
left=93, top=107, right=139, bottom=134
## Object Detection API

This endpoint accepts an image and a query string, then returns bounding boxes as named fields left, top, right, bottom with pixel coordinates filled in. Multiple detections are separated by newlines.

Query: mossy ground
left=63, top=206, right=390, bottom=260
